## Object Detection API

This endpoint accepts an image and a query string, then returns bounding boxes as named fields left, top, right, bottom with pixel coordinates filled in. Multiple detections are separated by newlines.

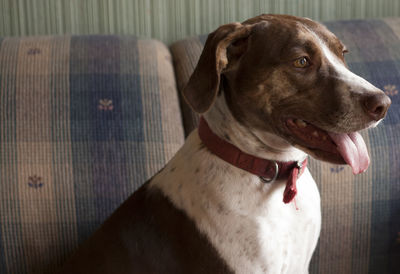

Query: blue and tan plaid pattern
left=0, top=35, right=184, bottom=273
left=170, top=18, right=400, bottom=274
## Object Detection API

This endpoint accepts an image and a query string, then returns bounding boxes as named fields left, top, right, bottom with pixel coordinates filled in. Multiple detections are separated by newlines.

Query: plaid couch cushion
left=0, top=35, right=184, bottom=273
left=170, top=18, right=400, bottom=274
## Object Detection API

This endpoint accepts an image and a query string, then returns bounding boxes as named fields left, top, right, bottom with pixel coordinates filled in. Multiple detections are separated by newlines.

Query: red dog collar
left=198, top=117, right=307, bottom=204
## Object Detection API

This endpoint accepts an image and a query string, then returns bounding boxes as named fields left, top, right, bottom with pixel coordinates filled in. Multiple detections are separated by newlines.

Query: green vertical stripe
left=0, top=38, right=28, bottom=274
left=50, top=35, right=78, bottom=270
left=0, top=38, right=6, bottom=274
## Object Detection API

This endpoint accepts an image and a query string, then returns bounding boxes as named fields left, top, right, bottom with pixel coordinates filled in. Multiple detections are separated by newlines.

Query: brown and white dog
left=59, top=14, right=391, bottom=274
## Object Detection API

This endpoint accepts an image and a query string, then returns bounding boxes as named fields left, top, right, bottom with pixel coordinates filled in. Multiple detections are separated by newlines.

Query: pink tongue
left=328, top=132, right=370, bottom=174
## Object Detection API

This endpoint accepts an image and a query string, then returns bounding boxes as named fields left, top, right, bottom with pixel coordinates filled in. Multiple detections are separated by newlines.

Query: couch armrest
left=0, top=35, right=184, bottom=273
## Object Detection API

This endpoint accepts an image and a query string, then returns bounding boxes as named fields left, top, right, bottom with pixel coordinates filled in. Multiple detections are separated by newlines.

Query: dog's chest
left=151, top=132, right=321, bottom=273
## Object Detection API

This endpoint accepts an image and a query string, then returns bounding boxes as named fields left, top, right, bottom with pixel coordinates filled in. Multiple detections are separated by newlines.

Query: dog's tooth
left=295, top=119, right=307, bottom=128
left=312, top=131, right=319, bottom=137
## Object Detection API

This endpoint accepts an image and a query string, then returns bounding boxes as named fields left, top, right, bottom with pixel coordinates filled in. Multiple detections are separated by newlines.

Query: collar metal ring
left=260, top=161, right=279, bottom=184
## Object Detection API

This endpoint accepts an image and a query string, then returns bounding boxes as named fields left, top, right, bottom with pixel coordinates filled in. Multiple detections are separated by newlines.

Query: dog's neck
left=203, top=93, right=307, bottom=163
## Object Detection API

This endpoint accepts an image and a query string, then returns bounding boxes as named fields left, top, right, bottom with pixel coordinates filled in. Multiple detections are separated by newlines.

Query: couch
left=0, top=17, right=399, bottom=274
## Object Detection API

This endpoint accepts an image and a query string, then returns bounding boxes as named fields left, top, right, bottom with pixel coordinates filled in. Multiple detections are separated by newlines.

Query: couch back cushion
left=170, top=18, right=400, bottom=274
left=0, top=35, right=184, bottom=273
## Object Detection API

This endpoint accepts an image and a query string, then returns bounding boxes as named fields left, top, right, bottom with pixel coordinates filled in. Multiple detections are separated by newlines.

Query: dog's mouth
left=286, top=119, right=370, bottom=174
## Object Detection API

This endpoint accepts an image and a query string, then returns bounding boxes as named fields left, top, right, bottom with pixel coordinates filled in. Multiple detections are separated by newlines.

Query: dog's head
left=183, top=14, right=391, bottom=174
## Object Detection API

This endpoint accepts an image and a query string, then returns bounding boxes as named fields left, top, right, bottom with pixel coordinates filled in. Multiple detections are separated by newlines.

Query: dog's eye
left=293, top=57, right=309, bottom=68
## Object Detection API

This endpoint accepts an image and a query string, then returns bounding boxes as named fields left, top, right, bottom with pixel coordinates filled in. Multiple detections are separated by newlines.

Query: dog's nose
left=362, top=92, right=391, bottom=121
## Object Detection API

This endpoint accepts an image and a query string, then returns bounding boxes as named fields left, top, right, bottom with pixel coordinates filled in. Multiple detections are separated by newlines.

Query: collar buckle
left=296, top=158, right=307, bottom=178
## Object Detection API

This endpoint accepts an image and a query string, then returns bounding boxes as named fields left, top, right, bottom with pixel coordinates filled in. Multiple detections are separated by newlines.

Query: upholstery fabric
left=0, top=35, right=184, bottom=273
left=170, top=18, right=400, bottom=274
left=2, top=0, right=400, bottom=43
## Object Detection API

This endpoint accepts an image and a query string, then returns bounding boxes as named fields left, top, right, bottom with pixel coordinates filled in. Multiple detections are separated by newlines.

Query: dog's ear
left=183, top=23, right=252, bottom=114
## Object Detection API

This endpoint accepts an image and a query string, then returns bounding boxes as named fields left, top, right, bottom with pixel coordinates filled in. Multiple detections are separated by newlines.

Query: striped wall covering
left=1, top=0, right=400, bottom=44
left=170, top=18, right=400, bottom=273
left=0, top=35, right=184, bottom=273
